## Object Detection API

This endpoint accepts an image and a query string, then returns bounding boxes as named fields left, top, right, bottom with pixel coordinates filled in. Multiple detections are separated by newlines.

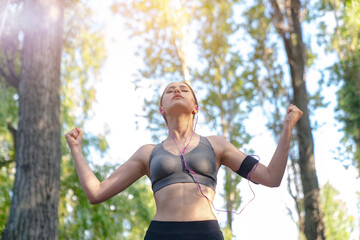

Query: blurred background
left=0, top=0, right=359, bottom=239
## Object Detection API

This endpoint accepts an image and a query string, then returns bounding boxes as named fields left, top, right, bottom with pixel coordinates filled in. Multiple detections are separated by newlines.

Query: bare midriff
left=153, top=182, right=217, bottom=221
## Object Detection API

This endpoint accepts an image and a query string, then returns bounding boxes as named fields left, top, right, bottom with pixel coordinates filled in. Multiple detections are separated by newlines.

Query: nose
left=174, top=87, right=181, bottom=93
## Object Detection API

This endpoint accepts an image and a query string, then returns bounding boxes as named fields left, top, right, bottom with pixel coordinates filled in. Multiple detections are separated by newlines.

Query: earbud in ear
left=193, top=106, right=199, bottom=115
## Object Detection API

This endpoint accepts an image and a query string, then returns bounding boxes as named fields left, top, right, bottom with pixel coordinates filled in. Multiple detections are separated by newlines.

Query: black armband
left=236, top=155, right=259, bottom=179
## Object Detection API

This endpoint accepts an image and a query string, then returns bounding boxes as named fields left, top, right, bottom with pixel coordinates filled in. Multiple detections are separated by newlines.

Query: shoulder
left=134, top=144, right=157, bottom=159
left=138, top=143, right=157, bottom=152
left=129, top=144, right=157, bottom=165
left=204, top=135, right=229, bottom=163
left=204, top=135, right=246, bottom=168
left=129, top=144, right=157, bottom=175
left=205, top=135, right=229, bottom=149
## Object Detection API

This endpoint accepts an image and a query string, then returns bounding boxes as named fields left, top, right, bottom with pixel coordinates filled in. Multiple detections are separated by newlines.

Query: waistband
left=147, top=220, right=221, bottom=234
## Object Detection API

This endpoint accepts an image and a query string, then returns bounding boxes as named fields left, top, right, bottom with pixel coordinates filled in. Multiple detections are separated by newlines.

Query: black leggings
left=144, top=220, right=224, bottom=240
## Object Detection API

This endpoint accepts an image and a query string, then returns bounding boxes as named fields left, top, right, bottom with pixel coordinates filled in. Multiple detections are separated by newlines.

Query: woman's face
left=160, top=82, right=198, bottom=117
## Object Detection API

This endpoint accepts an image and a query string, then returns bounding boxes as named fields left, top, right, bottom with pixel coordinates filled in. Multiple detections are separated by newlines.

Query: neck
left=165, top=114, right=195, bottom=141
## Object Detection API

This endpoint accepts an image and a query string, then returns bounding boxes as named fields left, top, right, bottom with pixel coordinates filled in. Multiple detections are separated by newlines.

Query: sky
left=84, top=1, right=360, bottom=239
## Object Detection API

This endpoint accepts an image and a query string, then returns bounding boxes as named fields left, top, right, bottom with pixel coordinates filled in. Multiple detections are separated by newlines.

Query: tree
left=241, top=0, right=326, bottom=238
left=59, top=161, right=155, bottom=240
left=1, top=0, right=156, bottom=238
left=1, top=0, right=64, bottom=238
left=0, top=0, right=21, bottom=169
left=321, top=182, right=354, bottom=239
left=0, top=76, right=17, bottom=234
left=317, top=0, right=360, bottom=174
left=113, top=1, right=259, bottom=238
left=193, top=0, right=256, bottom=235
left=269, top=1, right=326, bottom=238
left=270, top=1, right=327, bottom=238
left=111, top=0, right=196, bottom=143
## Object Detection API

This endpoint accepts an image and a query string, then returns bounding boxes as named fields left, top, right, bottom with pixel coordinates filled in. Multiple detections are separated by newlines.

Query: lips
left=172, top=94, right=184, bottom=100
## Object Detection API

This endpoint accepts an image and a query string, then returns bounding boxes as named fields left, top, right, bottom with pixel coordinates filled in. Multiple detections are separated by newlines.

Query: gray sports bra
left=149, top=136, right=218, bottom=193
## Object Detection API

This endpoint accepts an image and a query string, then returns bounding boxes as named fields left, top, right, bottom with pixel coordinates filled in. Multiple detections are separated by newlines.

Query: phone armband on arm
left=236, top=155, right=259, bottom=182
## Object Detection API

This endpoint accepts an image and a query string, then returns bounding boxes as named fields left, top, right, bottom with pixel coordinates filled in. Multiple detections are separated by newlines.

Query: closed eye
left=166, top=85, right=190, bottom=93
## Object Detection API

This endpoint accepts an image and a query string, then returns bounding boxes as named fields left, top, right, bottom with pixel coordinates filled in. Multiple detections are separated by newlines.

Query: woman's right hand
left=64, top=127, right=83, bottom=150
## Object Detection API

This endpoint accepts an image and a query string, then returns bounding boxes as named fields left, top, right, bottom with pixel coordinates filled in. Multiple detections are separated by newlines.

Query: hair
left=160, top=82, right=199, bottom=122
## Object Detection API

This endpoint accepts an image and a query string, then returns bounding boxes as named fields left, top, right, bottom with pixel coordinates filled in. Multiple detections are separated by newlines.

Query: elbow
left=267, top=180, right=281, bottom=188
left=264, top=169, right=282, bottom=188
left=88, top=195, right=103, bottom=205
left=262, top=177, right=281, bottom=188
left=88, top=197, right=98, bottom=205
left=89, top=198, right=103, bottom=205
left=270, top=183, right=281, bottom=188
left=89, top=199, right=99, bottom=205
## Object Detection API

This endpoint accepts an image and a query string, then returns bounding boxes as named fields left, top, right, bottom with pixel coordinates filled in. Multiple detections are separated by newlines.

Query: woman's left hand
left=284, top=104, right=303, bottom=130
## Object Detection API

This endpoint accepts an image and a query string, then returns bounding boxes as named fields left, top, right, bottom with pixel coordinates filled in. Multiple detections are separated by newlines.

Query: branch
left=289, top=154, right=305, bottom=233
left=286, top=204, right=296, bottom=223
left=286, top=169, right=297, bottom=224
left=1, top=33, right=20, bottom=88
left=5, top=48, right=20, bottom=88
left=0, top=64, right=10, bottom=80
left=290, top=0, right=305, bottom=60
left=269, top=0, right=294, bottom=62
left=0, top=64, right=19, bottom=89
left=7, top=121, right=17, bottom=148
left=269, top=0, right=287, bottom=36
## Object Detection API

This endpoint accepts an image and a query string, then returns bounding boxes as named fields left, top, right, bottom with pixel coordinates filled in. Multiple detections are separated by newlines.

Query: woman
left=65, top=81, right=303, bottom=240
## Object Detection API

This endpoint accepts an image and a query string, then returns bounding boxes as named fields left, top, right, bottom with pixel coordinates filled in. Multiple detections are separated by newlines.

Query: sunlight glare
left=49, top=4, right=60, bottom=22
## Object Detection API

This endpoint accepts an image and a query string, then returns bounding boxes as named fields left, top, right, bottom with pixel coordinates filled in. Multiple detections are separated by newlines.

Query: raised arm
left=257, top=104, right=303, bottom=186
left=219, top=104, right=303, bottom=187
left=65, top=128, right=151, bottom=204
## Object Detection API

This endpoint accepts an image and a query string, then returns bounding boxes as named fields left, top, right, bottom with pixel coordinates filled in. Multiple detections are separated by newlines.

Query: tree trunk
left=2, top=0, right=64, bottom=239
left=269, top=0, right=326, bottom=239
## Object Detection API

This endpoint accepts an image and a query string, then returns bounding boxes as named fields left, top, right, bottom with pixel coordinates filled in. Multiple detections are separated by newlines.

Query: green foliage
left=0, top=0, right=154, bottom=239
left=321, top=182, right=354, bottom=239
left=61, top=0, right=107, bottom=128
left=193, top=3, right=257, bottom=232
left=0, top=78, right=17, bottom=164
left=0, top=163, right=14, bottom=234
left=222, top=225, right=233, bottom=240
left=242, top=0, right=290, bottom=139
left=113, top=0, right=192, bottom=140
left=317, top=0, right=360, bottom=172
left=59, top=1, right=156, bottom=239
left=290, top=181, right=355, bottom=239
left=242, top=2, right=329, bottom=238
left=0, top=0, right=21, bottom=164
left=116, top=0, right=258, bottom=235
left=59, top=2, right=113, bottom=237
left=0, top=1, right=22, bottom=232
left=59, top=160, right=154, bottom=240
left=112, top=0, right=188, bottom=81
left=0, top=80, right=16, bottom=233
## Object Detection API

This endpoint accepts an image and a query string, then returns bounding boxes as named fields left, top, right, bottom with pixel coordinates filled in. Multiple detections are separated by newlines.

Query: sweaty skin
left=153, top=182, right=217, bottom=221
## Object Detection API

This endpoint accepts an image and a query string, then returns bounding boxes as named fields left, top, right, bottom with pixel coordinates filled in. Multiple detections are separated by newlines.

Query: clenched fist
left=64, top=127, right=83, bottom=150
left=284, top=104, right=303, bottom=129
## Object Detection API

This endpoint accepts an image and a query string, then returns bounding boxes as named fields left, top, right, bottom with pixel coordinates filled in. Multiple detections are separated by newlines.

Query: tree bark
left=2, top=0, right=64, bottom=239
left=269, top=0, right=326, bottom=239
